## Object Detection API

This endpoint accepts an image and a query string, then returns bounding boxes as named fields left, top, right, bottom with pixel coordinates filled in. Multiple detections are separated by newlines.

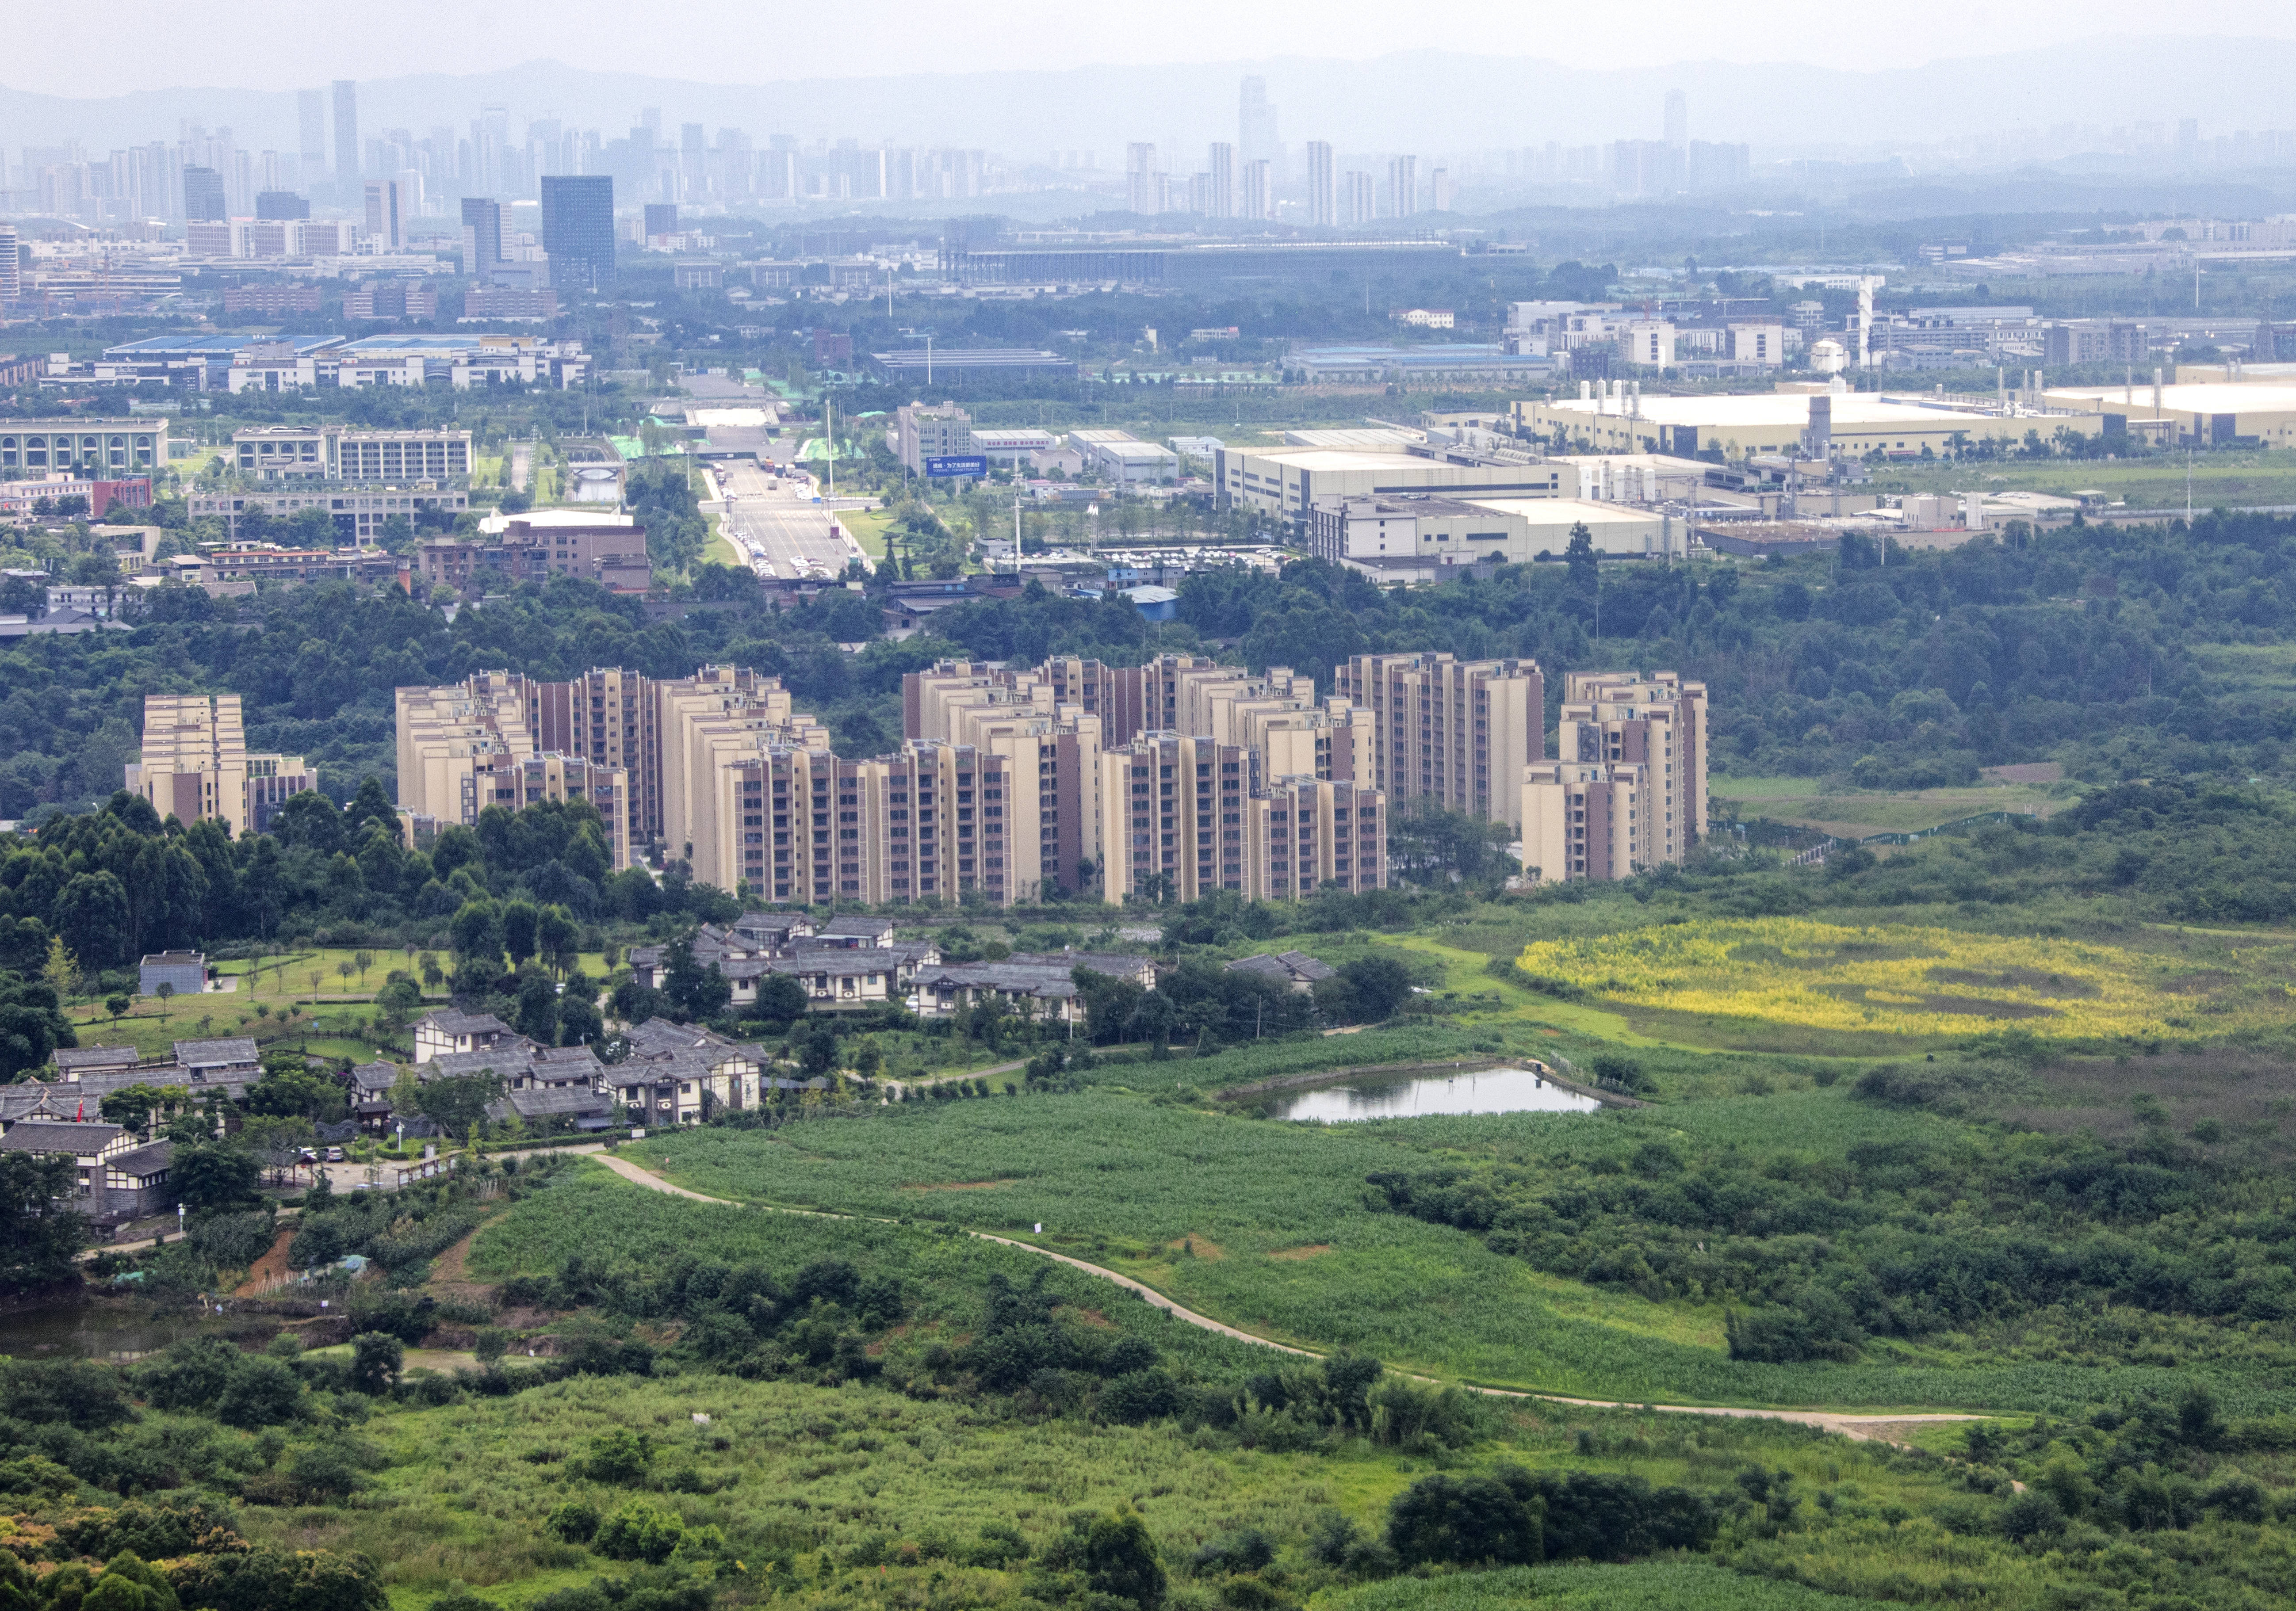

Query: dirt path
left=231, top=1228, right=297, bottom=1297
left=584, top=1153, right=1981, bottom=1443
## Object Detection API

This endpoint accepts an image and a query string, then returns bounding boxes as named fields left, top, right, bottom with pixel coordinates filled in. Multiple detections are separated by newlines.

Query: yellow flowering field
left=1513, top=917, right=2296, bottom=1040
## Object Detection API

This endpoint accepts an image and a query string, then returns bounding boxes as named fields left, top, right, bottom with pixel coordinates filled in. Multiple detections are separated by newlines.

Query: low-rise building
left=187, top=489, right=471, bottom=543
left=416, top=511, right=651, bottom=594
left=0, top=419, right=172, bottom=477
left=892, top=401, right=973, bottom=473
left=138, top=952, right=207, bottom=997
left=233, top=426, right=474, bottom=483
left=1224, top=951, right=1336, bottom=992
left=1309, top=494, right=1675, bottom=570
left=1070, top=428, right=1181, bottom=484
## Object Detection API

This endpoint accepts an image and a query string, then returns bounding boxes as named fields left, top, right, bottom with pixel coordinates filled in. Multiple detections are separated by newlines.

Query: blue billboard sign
left=924, top=454, right=990, bottom=478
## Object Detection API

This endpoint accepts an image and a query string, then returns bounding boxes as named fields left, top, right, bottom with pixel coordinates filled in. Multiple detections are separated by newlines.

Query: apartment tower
left=129, top=694, right=316, bottom=838
left=1335, top=653, right=1546, bottom=826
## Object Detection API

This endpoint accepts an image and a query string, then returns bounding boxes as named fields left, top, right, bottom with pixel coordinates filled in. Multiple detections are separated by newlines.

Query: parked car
left=324, top=1146, right=347, bottom=1163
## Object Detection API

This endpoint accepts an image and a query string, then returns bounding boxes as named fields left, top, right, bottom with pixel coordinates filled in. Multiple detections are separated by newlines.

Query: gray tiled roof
left=108, top=1140, right=174, bottom=1177
left=1010, top=951, right=1153, bottom=979
left=173, top=1037, right=259, bottom=1066
left=52, top=1045, right=142, bottom=1073
left=350, top=1063, right=400, bottom=1092
left=0, top=1120, right=126, bottom=1154
left=417, top=1010, right=512, bottom=1037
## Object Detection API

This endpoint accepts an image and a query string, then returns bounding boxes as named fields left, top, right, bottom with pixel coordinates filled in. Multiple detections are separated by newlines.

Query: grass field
left=386, top=1168, right=2024, bottom=1611
left=1710, top=775, right=2063, bottom=838
left=837, top=506, right=897, bottom=559
left=624, top=1094, right=2264, bottom=1415
left=54, top=946, right=613, bottom=1060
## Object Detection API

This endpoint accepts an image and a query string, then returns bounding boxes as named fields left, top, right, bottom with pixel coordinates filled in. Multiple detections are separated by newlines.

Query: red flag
left=74, top=1098, right=84, bottom=1122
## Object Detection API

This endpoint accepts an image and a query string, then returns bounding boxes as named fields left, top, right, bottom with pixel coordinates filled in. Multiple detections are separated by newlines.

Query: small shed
left=139, top=951, right=207, bottom=997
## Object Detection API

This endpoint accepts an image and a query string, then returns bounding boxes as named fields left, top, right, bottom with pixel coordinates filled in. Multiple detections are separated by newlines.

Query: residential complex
left=392, top=652, right=1394, bottom=906
left=127, top=694, right=317, bottom=836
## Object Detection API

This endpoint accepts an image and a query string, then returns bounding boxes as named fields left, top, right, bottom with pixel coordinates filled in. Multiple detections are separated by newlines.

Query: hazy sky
left=22, top=3, right=2296, bottom=95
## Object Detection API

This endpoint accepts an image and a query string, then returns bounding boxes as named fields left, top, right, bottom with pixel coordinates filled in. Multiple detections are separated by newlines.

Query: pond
left=0, top=1291, right=280, bottom=1363
left=1268, top=1066, right=1604, bottom=1122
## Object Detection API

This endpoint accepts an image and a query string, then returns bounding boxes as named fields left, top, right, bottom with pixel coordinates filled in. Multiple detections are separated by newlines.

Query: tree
left=535, top=906, right=579, bottom=976
left=0, top=977, right=74, bottom=1081
left=171, top=1145, right=261, bottom=1213
left=449, top=900, right=501, bottom=963
left=1044, top=1508, right=1166, bottom=1611
left=514, top=970, right=558, bottom=1044
left=99, top=1083, right=180, bottom=1135
left=105, top=994, right=130, bottom=1023
left=751, top=973, right=810, bottom=1026
left=155, top=982, right=176, bottom=1020
left=41, top=935, right=83, bottom=1008
left=336, top=961, right=354, bottom=994
left=415, top=1072, right=504, bottom=1139
left=0, top=1153, right=87, bottom=1294
left=349, top=1332, right=403, bottom=1395
left=353, top=950, right=375, bottom=985
left=247, top=1065, right=342, bottom=1121
left=500, top=900, right=540, bottom=967
left=661, top=936, right=730, bottom=1022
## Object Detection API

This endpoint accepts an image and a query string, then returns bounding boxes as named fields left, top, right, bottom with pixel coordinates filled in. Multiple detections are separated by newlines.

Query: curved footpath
left=587, top=1152, right=1981, bottom=1447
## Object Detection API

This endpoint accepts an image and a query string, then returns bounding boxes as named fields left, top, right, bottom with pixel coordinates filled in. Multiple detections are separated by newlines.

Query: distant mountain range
left=4, top=36, right=2292, bottom=167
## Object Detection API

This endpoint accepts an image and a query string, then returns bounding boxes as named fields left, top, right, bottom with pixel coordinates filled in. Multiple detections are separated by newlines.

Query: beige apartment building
left=1334, top=653, right=1547, bottom=826
left=1521, top=670, right=1710, bottom=882
left=1519, top=760, right=1645, bottom=882
left=1097, top=733, right=1385, bottom=903
left=394, top=672, right=635, bottom=869
left=1557, top=670, right=1708, bottom=863
left=129, top=694, right=317, bottom=837
left=707, top=738, right=1020, bottom=906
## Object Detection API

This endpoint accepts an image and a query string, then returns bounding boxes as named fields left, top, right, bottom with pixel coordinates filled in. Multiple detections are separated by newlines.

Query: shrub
left=1098, top=1369, right=1181, bottom=1425
left=593, top=1501, right=684, bottom=1564
left=1386, top=1470, right=1542, bottom=1567
left=543, top=1501, right=601, bottom=1545
left=578, top=1428, right=654, bottom=1484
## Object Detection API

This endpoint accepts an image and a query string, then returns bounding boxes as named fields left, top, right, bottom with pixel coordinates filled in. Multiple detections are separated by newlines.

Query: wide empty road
left=717, top=460, right=861, bottom=580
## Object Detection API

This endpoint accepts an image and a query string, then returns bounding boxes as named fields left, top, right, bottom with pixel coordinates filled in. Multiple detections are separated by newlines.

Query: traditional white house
left=0, top=1119, right=172, bottom=1219
left=608, top=1022, right=770, bottom=1122
left=412, top=1011, right=520, bottom=1062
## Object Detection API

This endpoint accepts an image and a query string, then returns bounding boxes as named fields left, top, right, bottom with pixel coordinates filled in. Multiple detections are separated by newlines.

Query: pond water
left=1268, top=1066, right=1604, bottom=1122
left=0, top=1293, right=279, bottom=1362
